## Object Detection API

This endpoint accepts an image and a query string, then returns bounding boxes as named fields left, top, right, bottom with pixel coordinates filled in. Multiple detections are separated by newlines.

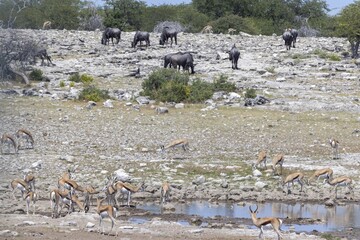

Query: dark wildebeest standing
left=290, top=28, right=298, bottom=48
left=229, top=44, right=240, bottom=69
left=101, top=27, right=121, bottom=45
left=33, top=49, right=53, bottom=66
left=164, top=52, right=181, bottom=68
left=169, top=52, right=195, bottom=74
left=131, top=31, right=150, bottom=48
left=159, top=27, right=177, bottom=46
left=282, top=30, right=293, bottom=50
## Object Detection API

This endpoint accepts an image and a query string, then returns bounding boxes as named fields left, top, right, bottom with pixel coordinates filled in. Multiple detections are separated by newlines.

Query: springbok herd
left=2, top=129, right=354, bottom=238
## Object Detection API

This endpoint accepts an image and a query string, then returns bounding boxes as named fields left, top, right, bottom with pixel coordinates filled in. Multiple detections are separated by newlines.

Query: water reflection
left=138, top=201, right=360, bottom=232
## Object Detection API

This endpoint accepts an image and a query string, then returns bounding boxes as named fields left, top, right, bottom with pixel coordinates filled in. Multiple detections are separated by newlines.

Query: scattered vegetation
left=212, top=74, right=237, bottom=92
left=142, top=69, right=237, bottom=103
left=313, top=49, right=341, bottom=61
left=245, top=88, right=257, bottom=99
left=78, top=85, right=110, bottom=102
left=291, top=53, right=310, bottom=60
left=29, top=69, right=43, bottom=81
left=265, top=66, right=276, bottom=73
left=320, top=233, right=341, bottom=240
left=59, top=80, right=65, bottom=88
left=68, top=73, right=94, bottom=84
left=69, top=81, right=75, bottom=87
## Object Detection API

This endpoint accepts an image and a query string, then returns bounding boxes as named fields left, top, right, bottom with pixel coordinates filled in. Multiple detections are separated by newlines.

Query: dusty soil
left=1, top=29, right=360, bottom=239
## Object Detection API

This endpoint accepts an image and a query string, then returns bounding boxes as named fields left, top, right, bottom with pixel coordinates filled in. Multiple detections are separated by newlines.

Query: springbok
left=329, top=138, right=340, bottom=159
left=249, top=205, right=283, bottom=240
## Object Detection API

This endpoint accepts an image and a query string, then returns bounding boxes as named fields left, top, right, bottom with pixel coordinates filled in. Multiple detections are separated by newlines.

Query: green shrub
left=29, top=69, right=43, bottom=81
left=80, top=74, right=94, bottom=84
left=69, top=81, right=75, bottom=87
left=142, top=68, right=189, bottom=101
left=68, top=73, right=94, bottom=84
left=209, top=15, right=260, bottom=35
left=213, top=74, right=236, bottom=92
left=69, top=73, right=81, bottom=82
left=59, top=80, right=65, bottom=87
left=142, top=69, right=237, bottom=103
left=291, top=53, right=309, bottom=59
left=245, top=88, right=256, bottom=98
left=328, top=54, right=341, bottom=61
left=79, top=85, right=110, bottom=102
left=189, top=79, right=213, bottom=102
left=313, top=49, right=341, bottom=61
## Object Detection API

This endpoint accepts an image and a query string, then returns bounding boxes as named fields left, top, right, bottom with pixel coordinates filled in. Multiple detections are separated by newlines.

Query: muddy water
left=137, top=201, right=360, bottom=233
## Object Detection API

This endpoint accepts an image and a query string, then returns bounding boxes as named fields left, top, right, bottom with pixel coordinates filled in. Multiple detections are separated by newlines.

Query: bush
left=59, top=80, right=65, bottom=87
left=245, top=88, right=257, bottom=99
left=79, top=85, right=110, bottom=102
left=213, top=74, right=236, bottom=92
left=313, top=49, right=341, bottom=61
left=69, top=73, right=81, bottom=82
left=29, top=69, right=43, bottom=81
left=69, top=81, right=75, bottom=87
left=68, top=73, right=94, bottom=84
left=189, top=79, right=213, bottom=102
left=209, top=15, right=260, bottom=35
left=142, top=68, right=189, bottom=101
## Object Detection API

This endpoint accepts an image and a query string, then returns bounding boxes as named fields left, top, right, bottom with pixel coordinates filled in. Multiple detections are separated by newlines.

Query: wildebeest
left=290, top=28, right=298, bottom=48
left=164, top=52, right=181, bottom=68
left=101, top=27, right=121, bottom=45
left=282, top=30, right=293, bottom=50
left=131, top=31, right=150, bottom=48
left=159, top=27, right=177, bottom=46
left=168, top=52, right=195, bottom=74
left=229, top=44, right=240, bottom=69
left=33, top=48, right=53, bottom=66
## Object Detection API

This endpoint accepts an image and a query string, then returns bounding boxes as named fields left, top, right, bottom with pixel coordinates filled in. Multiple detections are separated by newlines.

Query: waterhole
left=135, top=201, right=360, bottom=233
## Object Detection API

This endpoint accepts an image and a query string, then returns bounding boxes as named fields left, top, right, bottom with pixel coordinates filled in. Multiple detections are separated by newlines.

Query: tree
left=40, top=0, right=81, bottom=29
left=103, top=0, right=146, bottom=31
left=0, top=0, right=31, bottom=28
left=337, top=1, right=360, bottom=58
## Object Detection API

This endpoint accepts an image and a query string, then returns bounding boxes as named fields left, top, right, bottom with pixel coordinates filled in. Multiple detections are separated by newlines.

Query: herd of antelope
left=3, top=128, right=354, bottom=238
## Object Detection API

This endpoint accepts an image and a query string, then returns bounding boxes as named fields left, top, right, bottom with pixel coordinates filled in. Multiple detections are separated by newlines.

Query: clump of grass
left=320, top=233, right=341, bottom=240
left=265, top=66, right=275, bottom=73
left=291, top=53, right=309, bottom=59
left=79, top=85, right=110, bottom=102
left=29, top=69, right=43, bottom=81
left=59, top=80, right=65, bottom=87
left=69, top=73, right=94, bottom=84
left=245, top=88, right=256, bottom=98
left=213, top=74, right=236, bottom=92
left=313, top=49, right=341, bottom=61
left=69, top=81, right=75, bottom=87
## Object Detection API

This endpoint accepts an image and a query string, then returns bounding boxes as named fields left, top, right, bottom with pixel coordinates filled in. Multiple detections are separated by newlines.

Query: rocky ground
left=0, top=29, right=359, bottom=239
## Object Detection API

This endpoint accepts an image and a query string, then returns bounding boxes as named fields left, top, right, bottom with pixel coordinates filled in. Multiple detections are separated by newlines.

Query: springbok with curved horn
left=249, top=205, right=283, bottom=240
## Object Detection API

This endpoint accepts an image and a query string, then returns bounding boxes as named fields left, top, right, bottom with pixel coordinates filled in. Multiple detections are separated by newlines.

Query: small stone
left=253, top=169, right=262, bottom=177
left=85, top=222, right=95, bottom=228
